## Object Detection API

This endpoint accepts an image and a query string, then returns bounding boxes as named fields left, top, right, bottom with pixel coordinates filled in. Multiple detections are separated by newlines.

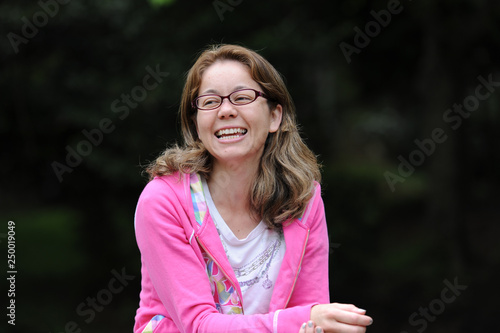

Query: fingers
left=311, top=303, right=373, bottom=332
left=332, top=308, right=372, bottom=327
left=299, top=321, right=324, bottom=333
left=330, top=303, right=366, bottom=314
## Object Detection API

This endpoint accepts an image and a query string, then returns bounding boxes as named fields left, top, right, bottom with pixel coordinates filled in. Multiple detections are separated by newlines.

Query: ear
left=269, top=104, right=283, bottom=133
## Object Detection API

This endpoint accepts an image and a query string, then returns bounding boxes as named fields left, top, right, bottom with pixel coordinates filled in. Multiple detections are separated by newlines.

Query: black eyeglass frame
left=191, top=88, right=270, bottom=111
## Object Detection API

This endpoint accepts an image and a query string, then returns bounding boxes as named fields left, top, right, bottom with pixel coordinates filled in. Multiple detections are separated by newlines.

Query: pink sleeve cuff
left=274, top=303, right=318, bottom=333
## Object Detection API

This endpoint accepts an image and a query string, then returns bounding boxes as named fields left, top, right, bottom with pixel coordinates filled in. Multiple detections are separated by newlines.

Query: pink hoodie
left=134, top=172, right=330, bottom=333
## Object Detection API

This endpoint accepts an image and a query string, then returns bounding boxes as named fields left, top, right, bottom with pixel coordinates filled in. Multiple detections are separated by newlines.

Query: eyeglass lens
left=196, top=89, right=258, bottom=110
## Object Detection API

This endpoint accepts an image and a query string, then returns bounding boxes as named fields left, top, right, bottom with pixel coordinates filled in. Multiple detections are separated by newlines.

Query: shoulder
left=144, top=172, right=184, bottom=192
left=312, top=181, right=321, bottom=195
left=135, top=172, right=196, bottom=232
left=137, top=172, right=189, bottom=209
left=307, top=181, right=323, bottom=209
left=300, top=181, right=325, bottom=227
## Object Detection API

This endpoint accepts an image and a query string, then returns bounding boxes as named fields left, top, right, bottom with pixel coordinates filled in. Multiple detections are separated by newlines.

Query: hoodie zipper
left=196, top=235, right=245, bottom=314
left=283, top=229, right=310, bottom=308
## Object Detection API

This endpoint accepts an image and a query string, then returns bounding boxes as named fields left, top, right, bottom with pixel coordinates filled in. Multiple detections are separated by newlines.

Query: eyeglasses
left=192, top=88, right=269, bottom=111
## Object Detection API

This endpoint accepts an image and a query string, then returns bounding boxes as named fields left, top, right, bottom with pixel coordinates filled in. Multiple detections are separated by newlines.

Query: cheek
left=195, top=114, right=204, bottom=132
left=195, top=115, right=213, bottom=140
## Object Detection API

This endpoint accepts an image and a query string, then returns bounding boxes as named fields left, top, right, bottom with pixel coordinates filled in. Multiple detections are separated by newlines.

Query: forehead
left=199, top=60, right=257, bottom=93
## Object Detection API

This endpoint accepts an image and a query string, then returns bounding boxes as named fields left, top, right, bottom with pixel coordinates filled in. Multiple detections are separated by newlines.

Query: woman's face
left=195, top=60, right=282, bottom=169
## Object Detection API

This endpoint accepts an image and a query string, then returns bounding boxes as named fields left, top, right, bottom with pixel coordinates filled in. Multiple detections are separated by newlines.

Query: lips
left=215, top=127, right=248, bottom=140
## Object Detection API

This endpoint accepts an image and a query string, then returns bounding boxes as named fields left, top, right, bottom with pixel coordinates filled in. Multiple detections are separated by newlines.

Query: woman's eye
left=203, top=98, right=219, bottom=106
left=233, top=94, right=252, bottom=102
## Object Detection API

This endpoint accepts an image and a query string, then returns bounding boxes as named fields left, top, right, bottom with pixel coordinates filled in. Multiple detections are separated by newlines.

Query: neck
left=208, top=159, right=259, bottom=213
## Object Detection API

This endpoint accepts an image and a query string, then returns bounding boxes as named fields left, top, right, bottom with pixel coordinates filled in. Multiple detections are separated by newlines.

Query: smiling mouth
left=215, top=128, right=248, bottom=140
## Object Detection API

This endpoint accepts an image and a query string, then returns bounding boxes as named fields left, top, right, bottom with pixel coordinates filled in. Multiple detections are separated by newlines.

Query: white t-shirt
left=202, top=177, right=286, bottom=315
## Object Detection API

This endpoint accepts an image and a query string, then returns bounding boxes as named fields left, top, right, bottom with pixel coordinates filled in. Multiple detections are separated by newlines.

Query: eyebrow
left=199, top=85, right=250, bottom=95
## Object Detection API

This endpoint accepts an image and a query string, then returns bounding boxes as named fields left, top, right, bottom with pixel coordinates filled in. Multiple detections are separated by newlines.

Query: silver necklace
left=209, top=200, right=283, bottom=290
left=237, top=230, right=283, bottom=290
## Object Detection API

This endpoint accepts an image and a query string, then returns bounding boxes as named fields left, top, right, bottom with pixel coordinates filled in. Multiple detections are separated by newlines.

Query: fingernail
left=369, top=318, right=373, bottom=325
left=316, top=328, right=323, bottom=333
left=308, top=321, right=314, bottom=328
left=357, top=308, right=366, bottom=312
left=301, top=323, right=306, bottom=329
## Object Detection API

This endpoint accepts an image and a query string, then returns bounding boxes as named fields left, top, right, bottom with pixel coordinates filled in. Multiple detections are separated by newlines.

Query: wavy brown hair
left=147, top=44, right=321, bottom=227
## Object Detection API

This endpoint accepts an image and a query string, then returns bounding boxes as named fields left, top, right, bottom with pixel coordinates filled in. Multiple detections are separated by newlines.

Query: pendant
left=262, top=278, right=273, bottom=289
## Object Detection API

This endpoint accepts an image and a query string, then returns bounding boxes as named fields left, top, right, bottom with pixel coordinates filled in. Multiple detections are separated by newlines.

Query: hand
left=310, top=303, right=373, bottom=333
left=299, top=320, right=323, bottom=333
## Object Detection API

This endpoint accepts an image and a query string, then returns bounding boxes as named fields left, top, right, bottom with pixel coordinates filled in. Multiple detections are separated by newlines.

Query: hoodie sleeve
left=134, top=176, right=314, bottom=333
left=285, top=182, right=330, bottom=307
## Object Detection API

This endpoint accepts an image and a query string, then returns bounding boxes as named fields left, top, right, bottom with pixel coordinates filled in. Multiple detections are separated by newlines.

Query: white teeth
left=215, top=128, right=247, bottom=137
left=219, top=135, right=240, bottom=140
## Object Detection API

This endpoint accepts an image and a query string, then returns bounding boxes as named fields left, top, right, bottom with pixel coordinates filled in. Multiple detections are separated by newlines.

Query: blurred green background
left=1, top=0, right=499, bottom=332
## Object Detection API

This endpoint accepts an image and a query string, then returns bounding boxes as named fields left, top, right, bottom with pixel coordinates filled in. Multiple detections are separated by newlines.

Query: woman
left=134, top=44, right=372, bottom=333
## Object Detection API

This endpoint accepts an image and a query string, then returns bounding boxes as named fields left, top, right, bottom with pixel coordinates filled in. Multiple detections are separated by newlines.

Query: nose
left=217, top=98, right=238, bottom=119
